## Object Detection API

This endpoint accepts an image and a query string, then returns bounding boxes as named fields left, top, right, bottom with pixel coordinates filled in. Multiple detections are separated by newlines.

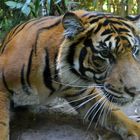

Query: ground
left=10, top=98, right=140, bottom=140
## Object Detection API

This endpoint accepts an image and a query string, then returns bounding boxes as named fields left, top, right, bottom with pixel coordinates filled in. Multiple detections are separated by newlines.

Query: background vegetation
left=0, top=0, right=140, bottom=40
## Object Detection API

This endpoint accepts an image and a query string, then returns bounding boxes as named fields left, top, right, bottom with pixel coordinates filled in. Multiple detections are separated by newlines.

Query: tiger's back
left=0, top=10, right=92, bottom=106
left=0, top=15, right=64, bottom=105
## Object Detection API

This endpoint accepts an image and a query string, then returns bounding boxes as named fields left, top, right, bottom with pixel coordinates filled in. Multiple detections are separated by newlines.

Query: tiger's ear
left=127, top=15, right=140, bottom=33
left=62, top=12, right=85, bottom=39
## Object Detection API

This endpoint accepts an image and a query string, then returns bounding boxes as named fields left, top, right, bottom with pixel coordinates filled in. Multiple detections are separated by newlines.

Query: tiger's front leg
left=104, top=108, right=140, bottom=140
left=64, top=87, right=140, bottom=140
left=0, top=91, right=10, bottom=140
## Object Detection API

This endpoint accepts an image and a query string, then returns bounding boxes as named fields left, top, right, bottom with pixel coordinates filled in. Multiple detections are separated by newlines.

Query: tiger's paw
left=0, top=125, right=9, bottom=140
left=120, top=123, right=140, bottom=140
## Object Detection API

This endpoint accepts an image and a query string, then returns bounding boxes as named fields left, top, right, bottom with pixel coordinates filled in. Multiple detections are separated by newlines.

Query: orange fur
left=0, top=10, right=140, bottom=140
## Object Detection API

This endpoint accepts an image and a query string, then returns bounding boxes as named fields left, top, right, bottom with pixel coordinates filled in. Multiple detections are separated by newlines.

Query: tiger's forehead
left=85, top=14, right=138, bottom=51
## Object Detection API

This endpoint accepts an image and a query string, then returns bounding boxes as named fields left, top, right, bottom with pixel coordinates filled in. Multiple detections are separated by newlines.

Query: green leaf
left=5, top=1, right=18, bottom=9
left=21, top=4, right=31, bottom=16
left=47, top=0, right=52, bottom=14
left=34, top=0, right=40, bottom=12
left=5, top=1, right=23, bottom=9
left=93, top=0, right=98, bottom=7
left=55, top=4, right=64, bottom=14
left=55, top=0, right=61, bottom=4
left=16, top=3, right=23, bottom=9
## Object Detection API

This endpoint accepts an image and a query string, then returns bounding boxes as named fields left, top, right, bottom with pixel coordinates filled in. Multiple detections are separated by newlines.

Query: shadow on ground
left=10, top=98, right=140, bottom=140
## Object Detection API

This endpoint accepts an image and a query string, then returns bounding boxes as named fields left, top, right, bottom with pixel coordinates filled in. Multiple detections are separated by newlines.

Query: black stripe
left=21, top=65, right=26, bottom=93
left=117, top=28, right=130, bottom=33
left=101, top=29, right=114, bottom=36
left=68, top=89, right=94, bottom=109
left=67, top=38, right=84, bottom=66
left=121, top=21, right=135, bottom=32
left=10, top=22, right=26, bottom=38
left=21, top=65, right=30, bottom=94
left=94, top=23, right=103, bottom=34
left=2, top=70, right=14, bottom=94
left=1, top=17, right=56, bottom=54
left=88, top=15, right=96, bottom=19
left=34, top=19, right=61, bottom=55
left=115, top=36, right=120, bottom=46
left=88, top=102, right=103, bottom=122
left=120, top=35, right=131, bottom=43
left=26, top=48, right=34, bottom=87
left=79, top=47, right=88, bottom=76
left=112, top=25, right=130, bottom=33
left=109, top=20, right=123, bottom=25
left=67, top=37, right=94, bottom=80
left=21, top=65, right=26, bottom=88
left=54, top=53, right=59, bottom=81
left=0, top=20, right=35, bottom=54
left=84, top=38, right=98, bottom=53
left=84, top=38, right=93, bottom=48
left=28, top=16, right=58, bottom=28
left=12, top=18, right=38, bottom=36
left=13, top=17, right=57, bottom=37
left=82, top=12, right=90, bottom=17
left=89, top=16, right=103, bottom=24
left=43, top=49, right=55, bottom=93
left=104, top=35, right=112, bottom=42
left=67, top=44, right=77, bottom=66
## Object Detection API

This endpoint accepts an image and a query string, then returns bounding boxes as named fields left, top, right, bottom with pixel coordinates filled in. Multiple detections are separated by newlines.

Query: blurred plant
left=0, top=0, right=69, bottom=40
left=0, top=0, right=139, bottom=41
left=5, top=0, right=40, bottom=17
left=0, top=0, right=43, bottom=40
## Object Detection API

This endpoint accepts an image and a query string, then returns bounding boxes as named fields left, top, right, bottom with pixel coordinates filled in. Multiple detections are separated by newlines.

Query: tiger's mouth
left=103, top=86, right=133, bottom=106
left=104, top=91, right=131, bottom=106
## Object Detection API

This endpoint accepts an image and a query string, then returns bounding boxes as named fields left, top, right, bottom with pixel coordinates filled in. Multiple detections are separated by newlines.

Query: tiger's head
left=57, top=11, right=140, bottom=106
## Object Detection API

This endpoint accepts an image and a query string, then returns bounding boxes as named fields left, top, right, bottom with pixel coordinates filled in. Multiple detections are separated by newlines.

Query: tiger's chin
left=109, top=94, right=133, bottom=106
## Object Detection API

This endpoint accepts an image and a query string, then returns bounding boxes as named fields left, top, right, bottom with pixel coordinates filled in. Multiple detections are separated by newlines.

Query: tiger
left=0, top=10, right=140, bottom=140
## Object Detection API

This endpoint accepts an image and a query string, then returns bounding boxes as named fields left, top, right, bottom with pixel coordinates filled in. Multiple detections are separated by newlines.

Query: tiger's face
left=59, top=12, right=140, bottom=106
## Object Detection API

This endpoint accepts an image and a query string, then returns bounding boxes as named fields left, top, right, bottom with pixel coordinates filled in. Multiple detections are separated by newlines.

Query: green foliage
left=0, top=0, right=140, bottom=41
left=0, top=0, right=42, bottom=40
left=5, top=1, right=23, bottom=9
left=46, top=0, right=68, bottom=15
left=5, top=0, right=40, bottom=17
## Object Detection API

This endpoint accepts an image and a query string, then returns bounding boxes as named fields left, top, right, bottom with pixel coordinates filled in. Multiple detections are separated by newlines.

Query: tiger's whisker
left=51, top=92, right=98, bottom=109
left=108, top=95, right=114, bottom=118
left=52, top=79, right=104, bottom=88
left=95, top=97, right=109, bottom=128
left=86, top=96, right=106, bottom=131
left=101, top=94, right=112, bottom=126
left=83, top=93, right=104, bottom=123
left=66, top=92, right=102, bottom=113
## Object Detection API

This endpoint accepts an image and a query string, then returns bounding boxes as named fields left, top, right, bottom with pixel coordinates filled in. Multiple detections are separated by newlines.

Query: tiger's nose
left=104, top=83, right=117, bottom=91
left=104, top=83, right=123, bottom=97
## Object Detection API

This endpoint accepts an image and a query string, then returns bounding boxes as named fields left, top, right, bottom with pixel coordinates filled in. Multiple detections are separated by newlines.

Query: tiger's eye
left=100, top=50, right=110, bottom=57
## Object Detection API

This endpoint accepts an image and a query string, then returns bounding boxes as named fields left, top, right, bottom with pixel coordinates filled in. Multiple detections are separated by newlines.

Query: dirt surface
left=10, top=98, right=140, bottom=140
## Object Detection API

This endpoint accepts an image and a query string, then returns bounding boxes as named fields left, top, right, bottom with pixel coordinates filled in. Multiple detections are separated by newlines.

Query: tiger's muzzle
left=103, top=52, right=140, bottom=105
